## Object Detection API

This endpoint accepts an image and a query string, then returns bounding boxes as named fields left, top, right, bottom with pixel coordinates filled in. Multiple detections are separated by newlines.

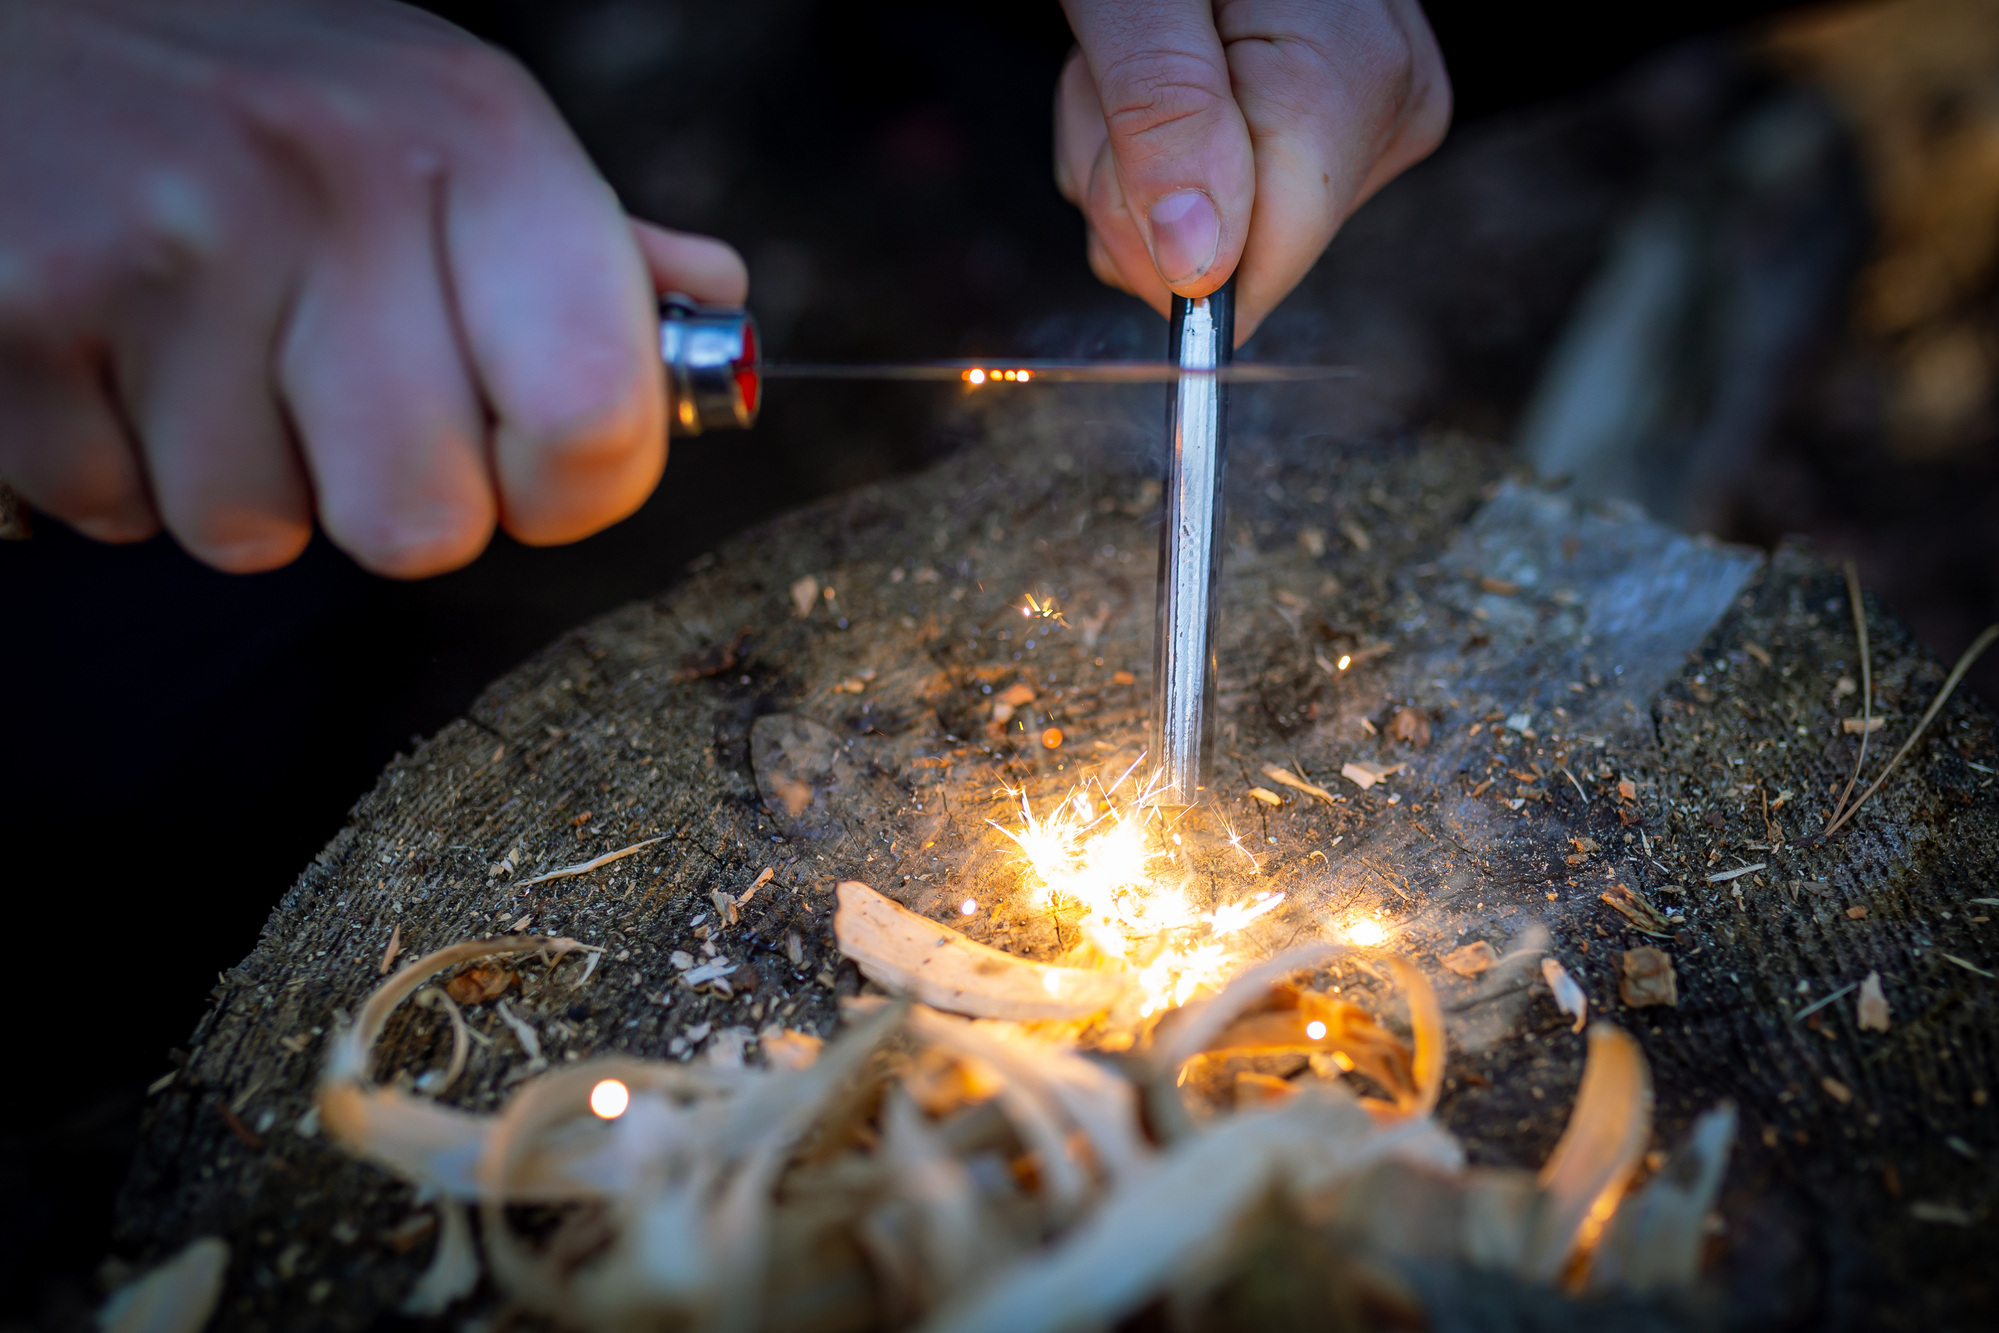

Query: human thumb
left=1062, top=0, right=1255, bottom=297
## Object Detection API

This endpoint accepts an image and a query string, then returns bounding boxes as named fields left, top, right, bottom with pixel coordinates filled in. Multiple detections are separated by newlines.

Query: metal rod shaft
left=1150, top=279, right=1234, bottom=806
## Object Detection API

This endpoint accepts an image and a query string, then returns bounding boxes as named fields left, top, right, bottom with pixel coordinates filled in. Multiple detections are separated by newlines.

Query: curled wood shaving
left=1543, top=959, right=1588, bottom=1032
left=834, top=881, right=1125, bottom=1021
left=399, top=1203, right=478, bottom=1316
left=1525, top=1023, right=1653, bottom=1284
left=413, top=987, right=470, bottom=1095
left=1587, top=1101, right=1733, bottom=1293
left=318, top=929, right=1721, bottom=1331
left=97, top=1236, right=229, bottom=1333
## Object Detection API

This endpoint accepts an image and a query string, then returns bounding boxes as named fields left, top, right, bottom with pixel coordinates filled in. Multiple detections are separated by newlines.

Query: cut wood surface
left=113, top=384, right=1998, bottom=1330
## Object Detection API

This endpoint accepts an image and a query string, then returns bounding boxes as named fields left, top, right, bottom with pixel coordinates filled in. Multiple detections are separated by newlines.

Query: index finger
left=442, top=63, right=665, bottom=549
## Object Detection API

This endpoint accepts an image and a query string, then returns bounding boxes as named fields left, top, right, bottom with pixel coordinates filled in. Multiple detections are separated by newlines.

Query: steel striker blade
left=1149, top=279, right=1234, bottom=807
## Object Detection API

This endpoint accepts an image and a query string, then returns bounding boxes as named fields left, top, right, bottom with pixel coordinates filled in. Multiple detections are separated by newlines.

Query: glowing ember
left=590, top=1078, right=630, bottom=1120
left=965, top=368, right=986, bottom=385
left=1337, top=654, right=1352, bottom=670
left=960, top=898, right=978, bottom=916
left=1306, top=1019, right=1328, bottom=1040
left=1347, top=918, right=1386, bottom=947
left=1041, top=727, right=1064, bottom=749
left=994, top=766, right=1286, bottom=1018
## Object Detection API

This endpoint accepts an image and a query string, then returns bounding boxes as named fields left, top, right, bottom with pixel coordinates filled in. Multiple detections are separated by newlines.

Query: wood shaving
left=834, top=881, right=1124, bottom=1021
left=1543, top=959, right=1589, bottom=1032
left=516, top=836, right=666, bottom=888
left=494, top=999, right=544, bottom=1066
left=313, top=932, right=1725, bottom=1333
left=380, top=925, right=403, bottom=975
left=1706, top=862, right=1767, bottom=883
left=741, top=866, right=776, bottom=905
left=1261, top=764, right=1337, bottom=803
left=96, top=1236, right=229, bottom=1333
left=1247, top=787, right=1282, bottom=806
left=413, top=987, right=469, bottom=1094
left=1857, top=971, right=1891, bottom=1030
left=1941, top=953, right=1995, bottom=979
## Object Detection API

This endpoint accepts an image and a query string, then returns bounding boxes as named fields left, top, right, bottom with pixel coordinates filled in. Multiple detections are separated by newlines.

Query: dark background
left=14, top=0, right=1983, bottom=1324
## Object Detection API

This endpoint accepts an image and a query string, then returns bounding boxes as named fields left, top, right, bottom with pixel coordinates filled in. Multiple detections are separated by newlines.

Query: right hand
left=0, top=0, right=745, bottom=577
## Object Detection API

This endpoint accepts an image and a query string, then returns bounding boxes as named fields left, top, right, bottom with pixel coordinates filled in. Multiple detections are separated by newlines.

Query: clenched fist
left=0, top=0, right=744, bottom=576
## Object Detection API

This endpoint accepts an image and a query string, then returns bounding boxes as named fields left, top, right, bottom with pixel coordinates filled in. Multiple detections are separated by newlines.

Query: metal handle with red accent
left=659, top=295, right=761, bottom=436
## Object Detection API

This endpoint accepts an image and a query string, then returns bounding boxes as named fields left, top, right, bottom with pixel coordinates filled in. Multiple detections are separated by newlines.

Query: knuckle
left=1094, top=48, right=1231, bottom=146
left=332, top=502, right=491, bottom=579
left=421, top=42, right=544, bottom=137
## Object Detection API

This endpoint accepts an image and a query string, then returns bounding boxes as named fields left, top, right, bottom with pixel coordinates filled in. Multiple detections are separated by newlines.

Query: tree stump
left=115, top=388, right=1997, bottom=1331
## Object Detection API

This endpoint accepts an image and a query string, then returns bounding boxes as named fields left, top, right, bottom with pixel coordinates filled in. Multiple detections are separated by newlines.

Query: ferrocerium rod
left=1150, top=278, right=1235, bottom=807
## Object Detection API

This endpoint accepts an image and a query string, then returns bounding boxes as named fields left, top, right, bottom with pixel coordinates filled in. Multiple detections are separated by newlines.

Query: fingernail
left=1147, top=191, right=1220, bottom=286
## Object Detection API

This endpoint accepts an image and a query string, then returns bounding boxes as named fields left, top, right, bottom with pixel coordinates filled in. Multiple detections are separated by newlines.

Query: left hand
left=1055, top=0, right=1451, bottom=342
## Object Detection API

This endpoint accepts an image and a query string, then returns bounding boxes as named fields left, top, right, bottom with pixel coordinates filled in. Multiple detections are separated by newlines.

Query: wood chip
left=1262, top=764, right=1337, bottom=803
left=1341, top=518, right=1372, bottom=552
left=1479, top=576, right=1520, bottom=595
left=1111, top=670, right=1136, bottom=685
left=1706, top=862, right=1766, bottom=883
left=1847, top=906, right=1868, bottom=919
left=1821, top=1076, right=1852, bottom=1105
left=740, top=866, right=775, bottom=906
left=1602, top=884, right=1669, bottom=934
left=1744, top=641, right=1773, bottom=666
left=1617, top=778, right=1637, bottom=802
left=1340, top=760, right=1405, bottom=791
left=443, top=966, right=516, bottom=1006
left=996, top=682, right=1037, bottom=707
left=683, top=960, right=738, bottom=987
left=833, top=880, right=1125, bottom=1020
left=790, top=575, right=819, bottom=617
left=1390, top=706, right=1431, bottom=747
left=1857, top=971, right=1890, bottom=1031
left=1247, top=787, right=1283, bottom=806
left=1842, top=716, right=1887, bottom=734
left=1619, top=947, right=1678, bottom=1007
left=380, top=925, right=403, bottom=975
left=1441, top=941, right=1498, bottom=976
left=1470, top=778, right=1494, bottom=797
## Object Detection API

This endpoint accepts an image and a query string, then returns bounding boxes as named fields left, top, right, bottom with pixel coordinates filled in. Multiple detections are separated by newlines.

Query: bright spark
left=590, top=1078, right=630, bottom=1120
left=994, top=764, right=1285, bottom=1018
left=1347, top=918, right=1386, bottom=947
left=966, top=368, right=986, bottom=385
left=959, top=898, right=978, bottom=916
left=1337, top=654, right=1352, bottom=670
left=1306, top=1020, right=1328, bottom=1040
